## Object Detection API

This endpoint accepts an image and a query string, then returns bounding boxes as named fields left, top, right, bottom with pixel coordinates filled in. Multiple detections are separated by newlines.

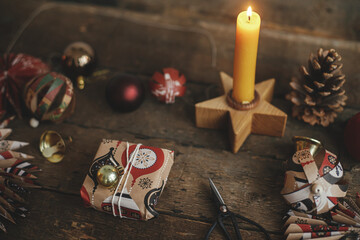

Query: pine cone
left=286, top=48, right=347, bottom=127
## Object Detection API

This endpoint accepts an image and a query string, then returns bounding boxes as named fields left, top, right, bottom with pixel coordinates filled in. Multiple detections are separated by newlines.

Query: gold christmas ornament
left=286, top=48, right=347, bottom=127
left=96, top=165, right=120, bottom=188
left=39, top=131, right=68, bottom=163
left=293, top=136, right=323, bottom=157
left=62, top=41, right=96, bottom=90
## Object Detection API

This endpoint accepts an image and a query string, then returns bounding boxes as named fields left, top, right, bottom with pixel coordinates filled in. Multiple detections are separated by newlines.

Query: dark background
left=1, top=0, right=360, bottom=106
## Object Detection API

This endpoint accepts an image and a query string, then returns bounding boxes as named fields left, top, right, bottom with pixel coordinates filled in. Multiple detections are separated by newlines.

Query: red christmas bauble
left=150, top=68, right=186, bottom=104
left=0, top=54, right=49, bottom=118
left=106, top=74, right=145, bottom=112
left=344, top=112, right=360, bottom=161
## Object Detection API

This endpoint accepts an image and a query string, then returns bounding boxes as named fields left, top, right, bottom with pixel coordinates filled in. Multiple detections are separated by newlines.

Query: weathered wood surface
left=2, top=79, right=359, bottom=239
left=0, top=1, right=360, bottom=239
left=1, top=1, right=360, bottom=106
left=54, top=0, right=360, bottom=41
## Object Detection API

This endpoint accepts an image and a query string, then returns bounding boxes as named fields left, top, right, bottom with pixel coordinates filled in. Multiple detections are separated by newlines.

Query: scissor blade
left=208, top=178, right=226, bottom=206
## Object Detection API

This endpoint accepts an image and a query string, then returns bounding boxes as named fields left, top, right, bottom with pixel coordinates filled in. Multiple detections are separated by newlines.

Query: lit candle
left=232, top=6, right=261, bottom=103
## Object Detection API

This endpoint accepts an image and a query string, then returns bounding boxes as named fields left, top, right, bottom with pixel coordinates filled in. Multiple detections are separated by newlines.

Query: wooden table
left=1, top=1, right=360, bottom=239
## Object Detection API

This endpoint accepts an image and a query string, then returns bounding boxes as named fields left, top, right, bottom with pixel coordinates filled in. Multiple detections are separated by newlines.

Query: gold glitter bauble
left=96, top=165, right=119, bottom=188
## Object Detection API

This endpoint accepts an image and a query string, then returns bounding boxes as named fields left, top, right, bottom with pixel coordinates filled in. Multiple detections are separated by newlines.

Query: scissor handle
left=218, top=214, right=233, bottom=240
left=235, top=213, right=272, bottom=240
left=205, top=212, right=242, bottom=240
left=230, top=213, right=242, bottom=240
left=205, top=220, right=217, bottom=240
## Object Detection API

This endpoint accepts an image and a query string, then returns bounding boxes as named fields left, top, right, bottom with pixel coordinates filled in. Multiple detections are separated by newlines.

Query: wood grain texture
left=3, top=122, right=287, bottom=240
left=2, top=190, right=277, bottom=240
left=196, top=72, right=287, bottom=153
left=58, top=0, right=360, bottom=41
left=0, top=1, right=359, bottom=239
left=0, top=79, right=357, bottom=240
left=1, top=1, right=360, bottom=106
left=195, top=96, right=229, bottom=129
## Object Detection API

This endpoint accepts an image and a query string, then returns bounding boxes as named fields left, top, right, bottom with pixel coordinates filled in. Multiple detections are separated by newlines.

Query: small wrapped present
left=80, top=140, right=174, bottom=220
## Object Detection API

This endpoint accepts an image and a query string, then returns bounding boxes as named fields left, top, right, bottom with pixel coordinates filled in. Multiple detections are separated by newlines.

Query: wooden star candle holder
left=195, top=72, right=287, bottom=153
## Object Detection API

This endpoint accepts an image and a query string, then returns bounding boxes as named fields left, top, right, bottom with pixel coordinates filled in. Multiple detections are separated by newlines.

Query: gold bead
left=77, top=76, right=85, bottom=90
left=96, top=165, right=119, bottom=188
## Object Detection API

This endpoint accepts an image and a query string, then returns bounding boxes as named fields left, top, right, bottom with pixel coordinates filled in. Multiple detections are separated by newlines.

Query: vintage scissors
left=205, top=178, right=272, bottom=240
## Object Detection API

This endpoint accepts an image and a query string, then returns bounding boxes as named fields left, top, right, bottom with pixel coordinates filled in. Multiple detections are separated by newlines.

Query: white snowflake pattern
left=132, top=149, right=157, bottom=169
left=102, top=139, right=113, bottom=144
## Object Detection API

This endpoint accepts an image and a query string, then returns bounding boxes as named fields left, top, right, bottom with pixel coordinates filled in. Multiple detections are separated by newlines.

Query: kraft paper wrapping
left=281, top=149, right=347, bottom=214
left=80, top=139, right=174, bottom=220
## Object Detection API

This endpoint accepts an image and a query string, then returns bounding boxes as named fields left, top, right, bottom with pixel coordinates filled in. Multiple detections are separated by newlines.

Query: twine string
left=111, top=142, right=142, bottom=218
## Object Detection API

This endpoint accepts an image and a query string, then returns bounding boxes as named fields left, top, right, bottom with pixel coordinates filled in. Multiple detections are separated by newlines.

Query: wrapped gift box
left=80, top=140, right=174, bottom=220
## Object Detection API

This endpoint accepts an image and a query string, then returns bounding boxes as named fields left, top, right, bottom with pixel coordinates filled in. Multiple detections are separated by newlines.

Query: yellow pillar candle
left=232, top=6, right=261, bottom=103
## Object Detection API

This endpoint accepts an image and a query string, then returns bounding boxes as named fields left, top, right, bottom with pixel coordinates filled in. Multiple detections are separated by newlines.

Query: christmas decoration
left=150, top=68, right=186, bottom=104
left=0, top=54, right=49, bottom=119
left=0, top=118, right=41, bottom=233
left=39, top=131, right=67, bottom=163
left=344, top=112, right=360, bottom=162
left=106, top=74, right=145, bottom=113
left=195, top=72, right=287, bottom=153
left=62, top=41, right=96, bottom=90
left=23, top=72, right=75, bottom=127
left=81, top=140, right=174, bottom=220
left=96, top=165, right=120, bottom=188
left=281, top=136, right=348, bottom=214
left=286, top=48, right=347, bottom=127
left=283, top=196, right=360, bottom=239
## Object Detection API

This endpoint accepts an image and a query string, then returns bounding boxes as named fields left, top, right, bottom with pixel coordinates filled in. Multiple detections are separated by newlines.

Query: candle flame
left=247, top=6, right=252, bottom=21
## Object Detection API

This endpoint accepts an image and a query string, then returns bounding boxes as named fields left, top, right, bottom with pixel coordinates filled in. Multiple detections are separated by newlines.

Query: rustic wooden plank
left=40, top=77, right=360, bottom=165
left=9, top=75, right=359, bottom=168
left=52, top=0, right=360, bottom=41
left=2, top=0, right=357, bottom=158
left=10, top=4, right=217, bottom=85
left=0, top=0, right=46, bottom=53
left=9, top=119, right=287, bottom=230
left=113, top=0, right=360, bottom=41
left=3, top=118, right=340, bottom=234
left=6, top=2, right=360, bottom=106
left=5, top=88, right=358, bottom=237
left=0, top=2, right=360, bottom=239
left=223, top=0, right=358, bottom=40
left=5, top=69, right=356, bottom=235
left=0, top=190, right=280, bottom=240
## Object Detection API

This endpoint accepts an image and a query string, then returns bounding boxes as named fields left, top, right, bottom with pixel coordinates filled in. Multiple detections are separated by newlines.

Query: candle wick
left=248, top=16, right=251, bottom=22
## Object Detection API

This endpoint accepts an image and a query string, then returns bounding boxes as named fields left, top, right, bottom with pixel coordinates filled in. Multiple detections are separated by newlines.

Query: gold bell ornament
left=39, top=130, right=72, bottom=163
